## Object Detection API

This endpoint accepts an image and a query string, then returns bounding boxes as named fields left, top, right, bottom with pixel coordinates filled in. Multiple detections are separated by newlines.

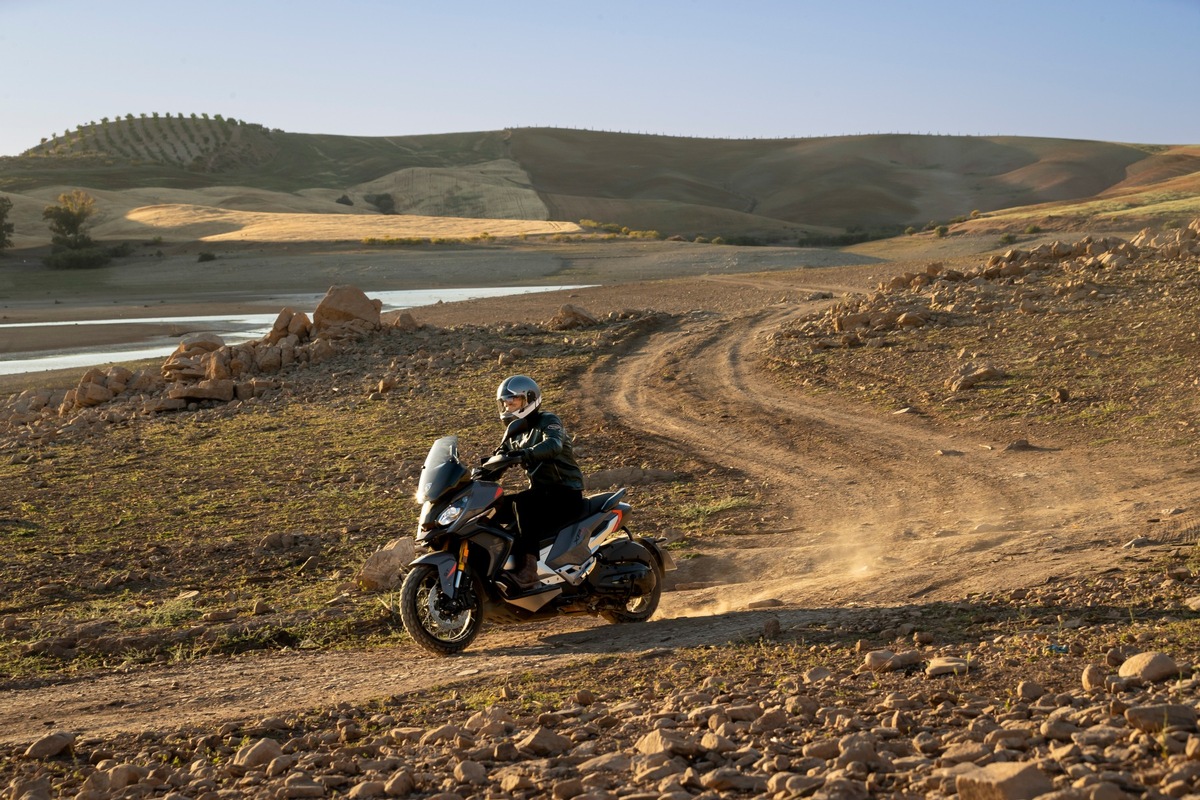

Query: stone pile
left=5, top=642, right=1200, bottom=799
left=772, top=217, right=1200, bottom=386
left=1, top=290, right=618, bottom=449
left=0, top=286, right=389, bottom=443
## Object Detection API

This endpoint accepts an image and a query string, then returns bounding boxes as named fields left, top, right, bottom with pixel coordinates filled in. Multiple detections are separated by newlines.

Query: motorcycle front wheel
left=601, top=562, right=662, bottom=624
left=399, top=563, right=483, bottom=655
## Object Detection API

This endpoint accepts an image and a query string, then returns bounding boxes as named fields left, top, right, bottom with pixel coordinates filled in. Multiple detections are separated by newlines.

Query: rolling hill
left=1, top=116, right=1198, bottom=248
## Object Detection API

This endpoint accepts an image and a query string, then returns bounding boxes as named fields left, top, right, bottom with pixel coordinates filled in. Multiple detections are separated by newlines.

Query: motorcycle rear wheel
left=399, top=563, right=483, bottom=655
left=601, top=562, right=662, bottom=623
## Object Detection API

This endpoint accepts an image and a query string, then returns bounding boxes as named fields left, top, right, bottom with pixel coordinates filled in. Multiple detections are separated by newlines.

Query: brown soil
left=0, top=236, right=1197, bottom=753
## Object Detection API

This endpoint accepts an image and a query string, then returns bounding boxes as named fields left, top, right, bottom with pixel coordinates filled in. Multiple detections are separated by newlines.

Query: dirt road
left=576, top=275, right=1189, bottom=610
left=1, top=259, right=1194, bottom=746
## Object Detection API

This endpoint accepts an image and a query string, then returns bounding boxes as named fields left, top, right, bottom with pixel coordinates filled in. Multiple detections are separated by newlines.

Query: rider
left=483, top=375, right=584, bottom=585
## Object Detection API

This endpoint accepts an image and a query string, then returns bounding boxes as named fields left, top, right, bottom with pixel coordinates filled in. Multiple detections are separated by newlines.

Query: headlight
left=436, top=495, right=469, bottom=527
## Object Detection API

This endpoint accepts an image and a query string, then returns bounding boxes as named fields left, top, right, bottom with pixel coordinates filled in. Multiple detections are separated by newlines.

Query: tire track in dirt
left=578, top=299, right=1185, bottom=610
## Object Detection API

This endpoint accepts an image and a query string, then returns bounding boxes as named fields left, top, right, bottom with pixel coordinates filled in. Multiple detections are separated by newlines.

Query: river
left=0, top=286, right=590, bottom=376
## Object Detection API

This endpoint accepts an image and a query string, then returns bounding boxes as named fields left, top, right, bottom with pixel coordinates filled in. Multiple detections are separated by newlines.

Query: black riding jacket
left=497, top=410, right=584, bottom=491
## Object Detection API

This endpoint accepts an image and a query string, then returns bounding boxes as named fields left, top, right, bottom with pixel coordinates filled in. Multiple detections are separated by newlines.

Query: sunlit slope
left=115, top=205, right=577, bottom=242
left=509, top=129, right=1159, bottom=232
left=1, top=119, right=1198, bottom=244
left=954, top=145, right=1200, bottom=231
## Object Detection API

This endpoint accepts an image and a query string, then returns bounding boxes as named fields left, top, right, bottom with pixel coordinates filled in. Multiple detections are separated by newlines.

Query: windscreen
left=416, top=436, right=467, bottom=504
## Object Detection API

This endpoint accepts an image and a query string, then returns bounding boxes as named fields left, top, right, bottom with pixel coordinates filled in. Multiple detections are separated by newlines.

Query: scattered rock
left=1118, top=651, right=1179, bottom=682
left=926, top=656, right=972, bottom=677
left=22, top=731, right=74, bottom=759
left=517, top=726, right=573, bottom=756
left=548, top=304, right=599, bottom=330
left=233, top=737, right=283, bottom=769
left=956, top=761, right=1052, bottom=800
left=1124, top=703, right=1197, bottom=733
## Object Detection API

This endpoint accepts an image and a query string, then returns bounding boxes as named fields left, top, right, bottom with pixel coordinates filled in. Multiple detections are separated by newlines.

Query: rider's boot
left=514, top=554, right=540, bottom=587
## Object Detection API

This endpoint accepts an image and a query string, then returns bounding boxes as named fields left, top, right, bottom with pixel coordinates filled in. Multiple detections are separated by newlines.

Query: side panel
left=546, top=514, right=604, bottom=569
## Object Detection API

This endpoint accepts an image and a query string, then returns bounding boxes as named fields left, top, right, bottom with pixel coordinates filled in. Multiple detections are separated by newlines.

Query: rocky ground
left=1, top=225, right=1200, bottom=799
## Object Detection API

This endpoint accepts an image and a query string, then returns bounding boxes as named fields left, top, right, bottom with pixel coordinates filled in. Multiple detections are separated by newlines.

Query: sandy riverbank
left=0, top=240, right=890, bottom=393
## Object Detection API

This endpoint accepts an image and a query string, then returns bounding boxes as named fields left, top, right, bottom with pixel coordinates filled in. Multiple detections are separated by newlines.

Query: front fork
left=454, top=540, right=469, bottom=592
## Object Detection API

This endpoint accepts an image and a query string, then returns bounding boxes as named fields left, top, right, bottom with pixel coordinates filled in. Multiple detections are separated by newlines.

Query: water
left=0, top=285, right=591, bottom=376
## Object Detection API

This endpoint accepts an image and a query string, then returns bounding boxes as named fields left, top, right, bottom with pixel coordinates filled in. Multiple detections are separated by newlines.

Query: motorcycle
left=398, top=434, right=676, bottom=655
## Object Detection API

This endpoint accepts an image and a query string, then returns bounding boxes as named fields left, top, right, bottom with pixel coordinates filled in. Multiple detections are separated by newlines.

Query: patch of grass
left=149, top=597, right=201, bottom=627
left=679, top=495, right=756, bottom=525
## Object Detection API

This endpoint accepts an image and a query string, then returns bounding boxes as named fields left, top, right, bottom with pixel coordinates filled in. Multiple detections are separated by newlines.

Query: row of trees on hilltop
left=0, top=190, right=128, bottom=269
left=26, top=114, right=269, bottom=166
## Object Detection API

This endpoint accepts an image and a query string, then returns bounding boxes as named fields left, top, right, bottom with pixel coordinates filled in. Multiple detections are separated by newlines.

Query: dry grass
left=118, top=204, right=579, bottom=243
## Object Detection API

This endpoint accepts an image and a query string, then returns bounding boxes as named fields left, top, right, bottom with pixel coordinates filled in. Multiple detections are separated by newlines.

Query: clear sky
left=1, top=0, right=1197, bottom=158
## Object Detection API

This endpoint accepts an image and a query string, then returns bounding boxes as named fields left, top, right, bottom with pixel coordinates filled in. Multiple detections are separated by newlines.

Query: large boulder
left=313, top=285, right=381, bottom=334
left=357, top=538, right=415, bottom=591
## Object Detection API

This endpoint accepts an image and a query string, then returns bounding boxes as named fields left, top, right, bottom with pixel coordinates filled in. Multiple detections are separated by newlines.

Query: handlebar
left=471, top=451, right=521, bottom=480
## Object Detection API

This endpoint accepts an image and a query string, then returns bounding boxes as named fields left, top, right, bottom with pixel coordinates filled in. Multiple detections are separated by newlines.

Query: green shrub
left=1024, top=224, right=1042, bottom=234
left=998, top=232, right=1018, bottom=245
left=725, top=235, right=763, bottom=246
left=363, top=193, right=395, bottom=214
left=578, top=219, right=626, bottom=234
left=362, top=236, right=429, bottom=246
left=935, top=225, right=949, bottom=238
left=0, top=196, right=13, bottom=251
left=904, top=226, right=916, bottom=236
left=197, top=252, right=216, bottom=262
left=44, top=247, right=111, bottom=270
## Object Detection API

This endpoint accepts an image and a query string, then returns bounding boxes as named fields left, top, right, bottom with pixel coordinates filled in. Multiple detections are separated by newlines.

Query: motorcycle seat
left=583, top=488, right=626, bottom=516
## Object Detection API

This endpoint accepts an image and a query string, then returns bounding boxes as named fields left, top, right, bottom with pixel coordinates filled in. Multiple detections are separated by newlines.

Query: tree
left=0, top=196, right=14, bottom=252
left=43, top=190, right=96, bottom=248
left=42, top=190, right=110, bottom=269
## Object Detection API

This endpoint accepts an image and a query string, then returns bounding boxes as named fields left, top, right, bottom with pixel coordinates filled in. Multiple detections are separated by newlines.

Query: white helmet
left=496, top=375, right=542, bottom=422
